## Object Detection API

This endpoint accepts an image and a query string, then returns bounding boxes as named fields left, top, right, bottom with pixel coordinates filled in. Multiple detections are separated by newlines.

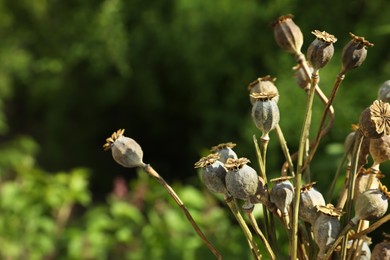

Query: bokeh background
left=0, top=0, right=389, bottom=258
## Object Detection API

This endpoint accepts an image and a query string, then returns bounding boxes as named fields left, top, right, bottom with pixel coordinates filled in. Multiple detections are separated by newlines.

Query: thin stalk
left=253, top=135, right=266, bottom=180
left=275, top=124, right=295, bottom=176
left=291, top=70, right=319, bottom=260
left=245, top=207, right=276, bottom=260
left=224, top=196, right=262, bottom=260
left=350, top=214, right=390, bottom=239
left=141, top=164, right=222, bottom=260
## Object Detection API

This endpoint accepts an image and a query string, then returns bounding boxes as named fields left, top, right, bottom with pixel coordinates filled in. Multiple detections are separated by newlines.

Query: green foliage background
left=0, top=0, right=389, bottom=258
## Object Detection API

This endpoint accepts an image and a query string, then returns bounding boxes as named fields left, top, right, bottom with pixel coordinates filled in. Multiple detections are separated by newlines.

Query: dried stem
left=275, top=124, right=295, bottom=176
left=141, top=164, right=223, bottom=260
left=350, top=214, right=390, bottom=239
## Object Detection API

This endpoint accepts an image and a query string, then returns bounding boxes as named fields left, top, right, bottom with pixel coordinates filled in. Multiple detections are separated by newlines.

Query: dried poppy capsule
left=346, top=236, right=371, bottom=260
left=359, top=100, right=390, bottom=139
left=307, top=30, right=337, bottom=70
left=225, top=158, right=259, bottom=202
left=378, top=80, right=390, bottom=102
left=293, top=64, right=314, bottom=92
left=194, top=153, right=228, bottom=194
left=313, top=204, right=342, bottom=259
left=270, top=176, right=294, bottom=227
left=341, top=33, right=373, bottom=74
left=371, top=233, right=390, bottom=260
left=272, top=14, right=303, bottom=55
left=299, top=182, right=325, bottom=225
left=351, top=182, right=390, bottom=225
left=370, top=133, right=390, bottom=169
left=354, top=168, right=383, bottom=203
left=248, top=75, right=279, bottom=104
left=103, top=129, right=144, bottom=168
left=210, top=142, right=237, bottom=163
left=249, top=176, right=269, bottom=206
left=251, top=93, right=280, bottom=140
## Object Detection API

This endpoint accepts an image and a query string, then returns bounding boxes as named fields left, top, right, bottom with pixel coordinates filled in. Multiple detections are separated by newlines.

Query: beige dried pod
left=225, top=158, right=259, bottom=202
left=251, top=94, right=280, bottom=140
left=313, top=204, right=342, bottom=259
left=248, top=75, right=279, bottom=104
left=371, top=233, right=390, bottom=260
left=307, top=30, right=337, bottom=70
left=194, top=153, right=228, bottom=194
left=378, top=80, right=390, bottom=102
left=210, top=142, right=237, bottom=163
left=359, top=100, right=390, bottom=139
left=351, top=182, right=390, bottom=225
left=354, top=168, right=384, bottom=203
left=103, top=129, right=144, bottom=168
left=293, top=64, right=314, bottom=92
left=341, top=32, right=373, bottom=74
left=370, top=134, right=390, bottom=170
left=299, top=182, right=326, bottom=225
left=270, top=176, right=294, bottom=227
left=345, top=236, right=371, bottom=260
left=272, top=14, right=303, bottom=55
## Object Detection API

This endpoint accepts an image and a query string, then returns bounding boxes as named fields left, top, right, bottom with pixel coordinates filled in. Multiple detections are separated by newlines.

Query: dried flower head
left=307, top=30, right=337, bottom=70
left=370, top=100, right=390, bottom=136
left=300, top=182, right=326, bottom=225
left=341, top=32, right=373, bottom=73
left=272, top=14, right=304, bottom=55
left=270, top=176, right=294, bottom=227
left=194, top=153, right=220, bottom=168
left=103, top=129, right=144, bottom=168
left=316, top=204, right=343, bottom=218
left=248, top=76, right=279, bottom=104
left=195, top=154, right=228, bottom=194
left=224, top=157, right=250, bottom=171
left=252, top=98, right=280, bottom=140
left=210, top=142, right=237, bottom=163
left=379, top=182, right=390, bottom=200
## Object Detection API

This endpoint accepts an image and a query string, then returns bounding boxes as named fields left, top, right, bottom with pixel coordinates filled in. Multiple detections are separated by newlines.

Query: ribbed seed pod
left=370, top=134, right=390, bottom=169
left=210, top=142, right=237, bottom=163
left=251, top=94, right=280, bottom=140
left=249, top=176, right=269, bottom=205
left=272, top=14, right=303, bottom=55
left=354, top=168, right=383, bottom=203
left=313, top=204, right=342, bottom=259
left=351, top=182, right=390, bottom=225
left=194, top=153, right=228, bottom=194
left=378, top=80, right=390, bottom=102
left=359, top=100, right=390, bottom=139
left=299, top=182, right=326, bottom=225
left=225, top=158, right=259, bottom=201
left=270, top=176, right=294, bottom=227
left=307, top=30, right=337, bottom=70
left=248, top=75, right=279, bottom=104
left=103, top=129, right=144, bottom=168
left=341, top=33, right=373, bottom=74
left=293, top=64, right=314, bottom=91
left=371, top=233, right=390, bottom=260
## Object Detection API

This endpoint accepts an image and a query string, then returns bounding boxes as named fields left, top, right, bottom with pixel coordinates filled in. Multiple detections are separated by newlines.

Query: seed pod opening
left=251, top=96, right=280, bottom=140
left=307, top=30, right=337, bottom=70
left=248, top=75, right=279, bottom=104
left=359, top=100, right=390, bottom=139
left=103, top=129, right=144, bottom=168
left=195, top=153, right=228, bottom=194
left=378, top=80, right=390, bottom=102
left=210, top=142, right=237, bottom=163
left=272, top=14, right=304, bottom=55
left=299, top=182, right=326, bottom=225
left=341, top=32, right=373, bottom=74
left=270, top=176, right=294, bottom=227
left=225, top=158, right=259, bottom=201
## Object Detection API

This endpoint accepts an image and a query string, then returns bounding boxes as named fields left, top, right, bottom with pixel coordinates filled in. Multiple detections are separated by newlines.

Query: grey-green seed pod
left=299, top=182, right=326, bottom=225
left=307, top=30, right=337, bottom=70
left=210, top=142, right=237, bottom=164
left=270, top=176, right=294, bottom=227
left=354, top=168, right=383, bottom=204
left=225, top=158, right=259, bottom=201
left=251, top=96, right=280, bottom=140
left=249, top=176, right=269, bottom=205
left=248, top=75, right=279, bottom=104
left=371, top=233, right=390, bottom=260
left=293, top=64, right=314, bottom=92
left=313, top=204, right=342, bottom=259
left=378, top=80, right=390, bottom=102
left=359, top=100, right=390, bottom=139
left=194, top=154, right=227, bottom=194
left=103, top=129, right=144, bottom=168
left=351, top=183, right=389, bottom=225
left=370, top=134, right=390, bottom=169
left=272, top=14, right=304, bottom=55
left=341, top=33, right=373, bottom=74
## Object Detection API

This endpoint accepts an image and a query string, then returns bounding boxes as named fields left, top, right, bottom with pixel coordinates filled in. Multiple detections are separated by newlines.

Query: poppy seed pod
left=248, top=75, right=279, bottom=104
left=225, top=158, right=259, bottom=201
left=251, top=94, right=280, bottom=140
left=299, top=182, right=326, bottom=225
left=354, top=168, right=383, bottom=203
left=249, top=176, right=269, bottom=205
left=307, top=30, right=337, bottom=70
left=270, top=176, right=294, bottom=227
left=346, top=237, right=371, bottom=260
left=360, top=100, right=390, bottom=139
left=194, top=153, right=228, bottom=194
left=341, top=33, right=373, bottom=74
left=370, top=133, right=390, bottom=169
left=210, top=142, right=237, bottom=164
left=378, top=80, right=390, bottom=102
left=293, top=64, right=314, bottom=91
left=371, top=233, right=390, bottom=260
left=351, top=183, right=390, bottom=225
left=103, top=129, right=144, bottom=168
left=272, top=14, right=303, bottom=55
left=313, top=204, right=342, bottom=259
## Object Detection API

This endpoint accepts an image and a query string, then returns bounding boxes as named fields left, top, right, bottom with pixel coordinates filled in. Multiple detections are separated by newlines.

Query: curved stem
left=141, top=164, right=223, bottom=260
left=275, top=124, right=295, bottom=176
